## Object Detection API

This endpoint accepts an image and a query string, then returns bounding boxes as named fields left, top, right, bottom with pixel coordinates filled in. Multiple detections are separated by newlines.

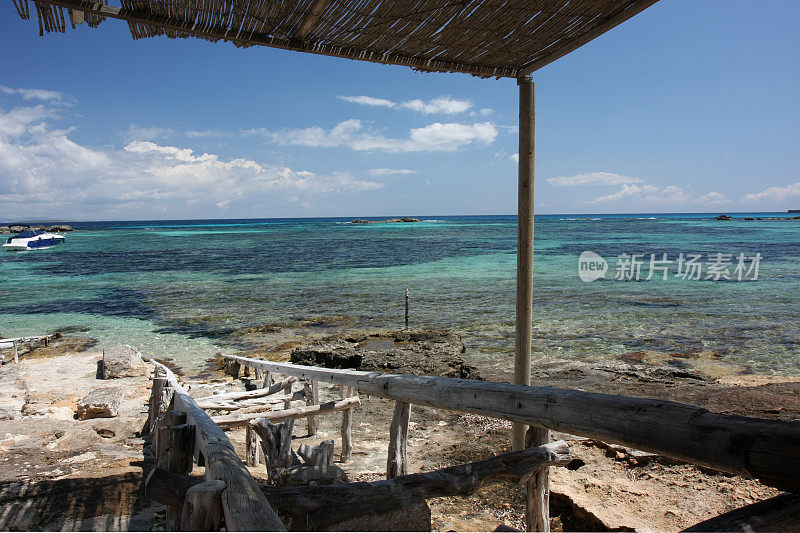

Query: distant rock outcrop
left=0, top=224, right=75, bottom=234
left=350, top=217, right=420, bottom=224
left=715, top=214, right=732, bottom=221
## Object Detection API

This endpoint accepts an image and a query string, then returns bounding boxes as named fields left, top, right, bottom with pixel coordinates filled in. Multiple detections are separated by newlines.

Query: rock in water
left=102, top=344, right=147, bottom=379
left=290, top=329, right=480, bottom=379
left=76, top=387, right=124, bottom=419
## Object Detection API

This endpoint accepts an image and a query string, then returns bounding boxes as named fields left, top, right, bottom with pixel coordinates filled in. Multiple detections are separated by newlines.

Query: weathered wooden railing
left=223, top=354, right=800, bottom=496
left=0, top=334, right=55, bottom=363
left=147, top=361, right=286, bottom=531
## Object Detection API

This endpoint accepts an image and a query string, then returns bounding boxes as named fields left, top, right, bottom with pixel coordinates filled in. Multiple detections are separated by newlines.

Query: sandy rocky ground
left=0, top=333, right=798, bottom=532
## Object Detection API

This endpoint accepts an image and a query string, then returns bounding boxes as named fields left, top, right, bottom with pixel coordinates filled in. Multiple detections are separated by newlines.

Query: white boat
left=3, top=229, right=66, bottom=251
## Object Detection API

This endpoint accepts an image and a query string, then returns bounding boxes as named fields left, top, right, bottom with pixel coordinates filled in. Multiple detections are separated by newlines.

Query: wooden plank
left=524, top=425, right=550, bottom=532
left=223, top=355, right=800, bottom=493
left=513, top=76, right=535, bottom=451
left=387, top=401, right=410, bottom=479
left=212, top=396, right=361, bottom=428
left=151, top=361, right=286, bottom=531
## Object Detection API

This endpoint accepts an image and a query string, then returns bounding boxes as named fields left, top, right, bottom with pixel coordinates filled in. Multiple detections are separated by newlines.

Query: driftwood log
left=196, top=377, right=297, bottom=404
left=263, top=440, right=570, bottom=530
left=146, top=441, right=569, bottom=531
left=524, top=425, right=550, bottom=532
left=198, top=391, right=306, bottom=412
left=212, top=397, right=360, bottom=428
left=224, top=356, right=800, bottom=493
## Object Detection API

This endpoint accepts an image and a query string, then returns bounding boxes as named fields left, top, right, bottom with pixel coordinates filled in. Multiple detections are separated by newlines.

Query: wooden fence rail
left=223, top=354, right=800, bottom=494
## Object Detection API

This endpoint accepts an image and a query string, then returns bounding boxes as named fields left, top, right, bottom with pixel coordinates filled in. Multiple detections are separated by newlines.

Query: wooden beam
left=223, top=356, right=800, bottom=493
left=195, top=377, right=297, bottom=403
left=341, top=386, right=354, bottom=463
left=513, top=76, right=535, bottom=451
left=293, top=0, right=329, bottom=41
left=181, top=480, right=226, bottom=531
left=516, top=0, right=661, bottom=76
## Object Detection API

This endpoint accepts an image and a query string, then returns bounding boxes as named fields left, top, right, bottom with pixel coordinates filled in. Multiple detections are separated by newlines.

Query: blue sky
left=1, top=0, right=799, bottom=221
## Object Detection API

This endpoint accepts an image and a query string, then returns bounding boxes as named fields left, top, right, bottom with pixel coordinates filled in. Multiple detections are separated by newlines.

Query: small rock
left=76, top=387, right=124, bottom=419
left=615, top=451, right=627, bottom=461
left=94, top=427, right=115, bottom=438
left=54, top=430, right=65, bottom=439
left=102, top=344, right=147, bottom=379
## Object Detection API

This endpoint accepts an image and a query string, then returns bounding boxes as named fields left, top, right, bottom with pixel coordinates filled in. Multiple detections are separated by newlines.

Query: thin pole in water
left=404, top=289, right=409, bottom=329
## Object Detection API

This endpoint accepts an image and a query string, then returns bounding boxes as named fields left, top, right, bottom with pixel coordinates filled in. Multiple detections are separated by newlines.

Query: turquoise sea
left=1, top=214, right=798, bottom=374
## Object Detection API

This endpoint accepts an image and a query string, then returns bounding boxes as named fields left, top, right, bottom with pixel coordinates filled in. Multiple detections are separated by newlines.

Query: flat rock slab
left=102, top=345, right=147, bottom=379
left=76, top=387, right=124, bottom=420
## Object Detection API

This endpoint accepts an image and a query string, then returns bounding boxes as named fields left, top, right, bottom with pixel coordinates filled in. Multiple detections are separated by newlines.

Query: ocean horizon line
left=2, top=210, right=796, bottom=225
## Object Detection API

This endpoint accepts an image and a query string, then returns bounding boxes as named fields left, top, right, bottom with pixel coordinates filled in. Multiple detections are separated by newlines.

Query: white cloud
left=338, top=95, right=472, bottom=115
left=661, top=185, right=690, bottom=202
left=698, top=191, right=729, bottom=204
left=186, top=129, right=233, bottom=138
left=369, top=168, right=418, bottom=176
left=548, top=171, right=644, bottom=187
left=743, top=181, right=800, bottom=203
left=591, top=184, right=660, bottom=203
left=337, top=95, right=396, bottom=108
left=509, top=153, right=519, bottom=163
left=0, top=103, right=382, bottom=219
left=251, top=119, right=497, bottom=153
left=0, top=85, right=64, bottom=102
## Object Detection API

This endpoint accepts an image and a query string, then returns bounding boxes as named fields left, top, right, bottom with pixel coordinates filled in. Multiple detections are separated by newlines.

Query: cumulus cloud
left=547, top=172, right=644, bottom=187
left=0, top=102, right=382, bottom=219
left=369, top=168, right=418, bottom=176
left=591, top=183, right=660, bottom=203
left=249, top=119, right=497, bottom=152
left=509, top=153, right=519, bottom=163
left=743, top=181, right=800, bottom=203
left=698, top=191, right=729, bottom=204
left=0, top=85, right=64, bottom=102
left=337, top=95, right=472, bottom=114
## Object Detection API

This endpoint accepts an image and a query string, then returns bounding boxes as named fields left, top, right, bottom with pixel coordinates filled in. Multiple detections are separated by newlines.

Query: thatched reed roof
left=12, top=0, right=658, bottom=78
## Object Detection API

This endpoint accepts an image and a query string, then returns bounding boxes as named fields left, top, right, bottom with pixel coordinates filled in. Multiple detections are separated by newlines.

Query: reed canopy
left=12, top=0, right=658, bottom=78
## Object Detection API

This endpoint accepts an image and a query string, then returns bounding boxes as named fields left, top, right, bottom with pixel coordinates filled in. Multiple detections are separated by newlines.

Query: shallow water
left=1, top=214, right=798, bottom=373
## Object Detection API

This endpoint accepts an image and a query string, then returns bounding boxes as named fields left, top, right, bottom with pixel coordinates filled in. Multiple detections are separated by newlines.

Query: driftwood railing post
left=305, top=380, right=319, bottom=435
left=525, top=425, right=550, bottom=532
left=156, top=409, right=193, bottom=531
left=341, top=385, right=353, bottom=462
left=12, top=340, right=18, bottom=364
left=246, top=424, right=261, bottom=467
left=387, top=401, right=411, bottom=478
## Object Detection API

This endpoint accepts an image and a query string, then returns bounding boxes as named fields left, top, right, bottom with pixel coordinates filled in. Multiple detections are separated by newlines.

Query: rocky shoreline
left=1, top=327, right=798, bottom=531
left=350, top=217, right=420, bottom=224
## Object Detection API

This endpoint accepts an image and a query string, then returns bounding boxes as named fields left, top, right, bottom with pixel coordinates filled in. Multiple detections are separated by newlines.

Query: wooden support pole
left=387, top=401, right=411, bottom=479
left=251, top=418, right=295, bottom=482
left=340, top=386, right=353, bottom=463
left=180, top=480, right=226, bottom=531
left=148, top=377, right=167, bottom=435
left=305, top=380, right=319, bottom=436
left=13, top=341, right=18, bottom=364
left=513, top=76, right=536, bottom=451
left=524, top=425, right=550, bottom=532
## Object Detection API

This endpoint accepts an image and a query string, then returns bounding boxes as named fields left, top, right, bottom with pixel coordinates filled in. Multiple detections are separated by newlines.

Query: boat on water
left=3, top=228, right=66, bottom=251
